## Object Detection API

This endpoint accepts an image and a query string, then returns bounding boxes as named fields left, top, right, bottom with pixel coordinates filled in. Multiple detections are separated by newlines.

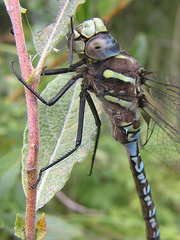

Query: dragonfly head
left=69, top=18, right=120, bottom=60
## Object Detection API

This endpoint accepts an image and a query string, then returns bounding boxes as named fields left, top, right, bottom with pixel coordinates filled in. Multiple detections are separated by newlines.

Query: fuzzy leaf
left=22, top=73, right=99, bottom=209
left=33, top=0, right=85, bottom=56
left=14, top=213, right=25, bottom=239
left=35, top=213, right=47, bottom=240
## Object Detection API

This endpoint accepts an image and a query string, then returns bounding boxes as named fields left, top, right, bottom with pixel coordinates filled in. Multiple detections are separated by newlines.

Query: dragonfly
left=11, top=17, right=180, bottom=240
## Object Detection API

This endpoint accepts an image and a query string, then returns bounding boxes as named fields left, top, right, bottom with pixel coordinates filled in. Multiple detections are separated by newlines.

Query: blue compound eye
left=85, top=33, right=120, bottom=60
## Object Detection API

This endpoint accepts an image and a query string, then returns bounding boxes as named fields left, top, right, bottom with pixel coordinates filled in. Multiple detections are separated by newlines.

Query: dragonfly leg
left=10, top=61, right=82, bottom=106
left=31, top=87, right=87, bottom=189
left=68, top=16, right=75, bottom=66
left=85, top=90, right=101, bottom=175
left=41, top=59, right=85, bottom=76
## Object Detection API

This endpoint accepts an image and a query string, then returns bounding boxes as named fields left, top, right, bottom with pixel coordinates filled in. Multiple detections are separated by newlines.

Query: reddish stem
left=6, top=0, right=39, bottom=239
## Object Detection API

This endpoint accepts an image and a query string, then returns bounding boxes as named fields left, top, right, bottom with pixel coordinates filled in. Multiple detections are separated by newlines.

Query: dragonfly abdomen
left=125, top=140, right=160, bottom=239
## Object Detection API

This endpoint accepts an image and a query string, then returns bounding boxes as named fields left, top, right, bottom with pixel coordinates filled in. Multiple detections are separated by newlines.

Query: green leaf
left=33, top=0, right=86, bottom=56
left=35, top=213, right=47, bottom=240
left=0, top=149, right=21, bottom=198
left=22, top=73, right=99, bottom=209
left=14, top=213, right=25, bottom=239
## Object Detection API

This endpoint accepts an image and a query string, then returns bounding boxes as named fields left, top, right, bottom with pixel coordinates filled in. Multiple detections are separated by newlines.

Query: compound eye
left=85, top=33, right=120, bottom=60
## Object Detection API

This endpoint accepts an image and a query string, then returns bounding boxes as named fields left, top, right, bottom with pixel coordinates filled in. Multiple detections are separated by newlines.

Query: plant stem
left=5, top=0, right=39, bottom=239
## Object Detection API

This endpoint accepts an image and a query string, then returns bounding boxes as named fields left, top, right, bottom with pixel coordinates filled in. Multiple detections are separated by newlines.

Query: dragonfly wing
left=140, top=72, right=180, bottom=168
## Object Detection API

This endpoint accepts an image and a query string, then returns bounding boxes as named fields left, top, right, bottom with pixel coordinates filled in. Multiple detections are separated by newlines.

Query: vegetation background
left=0, top=0, right=180, bottom=239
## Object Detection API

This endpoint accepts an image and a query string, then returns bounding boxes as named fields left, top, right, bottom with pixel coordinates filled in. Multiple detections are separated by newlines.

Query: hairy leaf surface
left=33, top=0, right=85, bottom=56
left=22, top=73, right=98, bottom=209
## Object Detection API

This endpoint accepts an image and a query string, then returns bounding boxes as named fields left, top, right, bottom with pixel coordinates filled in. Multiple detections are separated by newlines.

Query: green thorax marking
left=115, top=54, right=135, bottom=64
left=103, top=69, right=136, bottom=84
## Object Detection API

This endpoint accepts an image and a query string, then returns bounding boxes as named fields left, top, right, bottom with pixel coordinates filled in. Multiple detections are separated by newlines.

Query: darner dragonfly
left=11, top=18, right=180, bottom=240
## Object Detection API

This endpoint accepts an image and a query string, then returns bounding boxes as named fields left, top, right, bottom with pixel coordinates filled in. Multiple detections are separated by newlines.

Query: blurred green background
left=0, top=0, right=180, bottom=239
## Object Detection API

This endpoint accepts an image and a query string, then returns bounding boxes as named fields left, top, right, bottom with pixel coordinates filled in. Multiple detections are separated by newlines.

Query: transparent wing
left=140, top=72, right=180, bottom=169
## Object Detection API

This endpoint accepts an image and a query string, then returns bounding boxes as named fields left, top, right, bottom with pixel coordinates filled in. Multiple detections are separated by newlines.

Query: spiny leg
left=10, top=61, right=82, bottom=106
left=31, top=87, right=87, bottom=189
left=84, top=90, right=101, bottom=175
